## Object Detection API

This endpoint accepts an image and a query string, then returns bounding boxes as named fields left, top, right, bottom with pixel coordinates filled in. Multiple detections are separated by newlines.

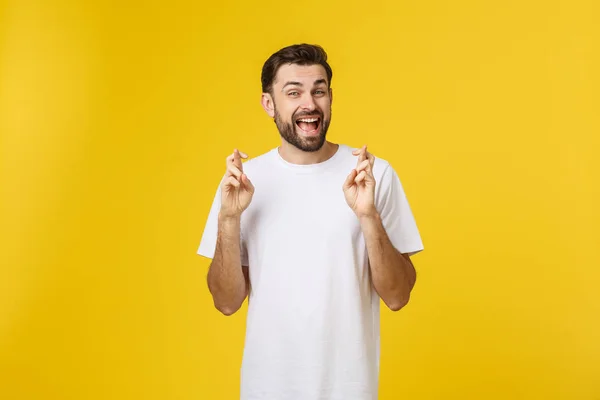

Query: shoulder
left=373, top=155, right=392, bottom=178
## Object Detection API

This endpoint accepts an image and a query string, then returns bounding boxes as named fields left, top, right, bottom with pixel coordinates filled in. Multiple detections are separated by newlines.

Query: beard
left=273, top=106, right=331, bottom=152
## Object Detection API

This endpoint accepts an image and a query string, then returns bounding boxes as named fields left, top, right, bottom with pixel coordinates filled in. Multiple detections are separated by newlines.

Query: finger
left=225, top=176, right=240, bottom=188
left=343, top=169, right=358, bottom=189
left=366, top=152, right=375, bottom=170
left=352, top=145, right=367, bottom=156
left=355, top=159, right=370, bottom=173
left=359, top=145, right=367, bottom=165
left=233, top=148, right=248, bottom=168
left=227, top=164, right=243, bottom=179
left=233, top=149, right=243, bottom=170
left=362, top=152, right=374, bottom=174
left=233, top=149, right=248, bottom=161
left=355, top=170, right=367, bottom=183
left=226, top=154, right=238, bottom=172
left=241, top=174, right=255, bottom=193
left=354, top=147, right=366, bottom=169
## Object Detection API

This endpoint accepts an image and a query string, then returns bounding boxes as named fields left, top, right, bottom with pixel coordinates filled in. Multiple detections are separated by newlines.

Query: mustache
left=293, top=110, right=323, bottom=120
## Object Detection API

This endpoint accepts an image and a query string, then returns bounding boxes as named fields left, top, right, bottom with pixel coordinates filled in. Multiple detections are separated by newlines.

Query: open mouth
left=295, top=116, right=321, bottom=135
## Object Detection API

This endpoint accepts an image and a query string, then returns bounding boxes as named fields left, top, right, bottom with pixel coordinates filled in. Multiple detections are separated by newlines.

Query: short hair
left=261, top=43, right=333, bottom=94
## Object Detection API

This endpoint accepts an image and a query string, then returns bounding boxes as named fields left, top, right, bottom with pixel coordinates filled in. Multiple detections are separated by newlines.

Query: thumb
left=343, top=169, right=358, bottom=190
left=241, top=174, right=255, bottom=193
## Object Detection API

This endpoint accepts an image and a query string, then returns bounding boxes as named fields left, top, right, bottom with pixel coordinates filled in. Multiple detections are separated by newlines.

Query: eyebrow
left=281, top=79, right=328, bottom=91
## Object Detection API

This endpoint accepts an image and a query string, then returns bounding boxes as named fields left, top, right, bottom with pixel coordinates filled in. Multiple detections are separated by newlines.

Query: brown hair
left=261, top=43, right=333, bottom=94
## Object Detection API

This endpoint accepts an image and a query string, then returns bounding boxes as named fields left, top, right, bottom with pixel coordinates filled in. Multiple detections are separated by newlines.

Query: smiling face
left=262, top=63, right=332, bottom=152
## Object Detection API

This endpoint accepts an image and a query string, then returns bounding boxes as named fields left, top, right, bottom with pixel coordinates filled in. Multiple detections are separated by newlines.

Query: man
left=197, top=43, right=424, bottom=400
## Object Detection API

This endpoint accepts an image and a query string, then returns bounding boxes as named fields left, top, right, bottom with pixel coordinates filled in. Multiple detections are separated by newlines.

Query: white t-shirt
left=198, top=143, right=423, bottom=400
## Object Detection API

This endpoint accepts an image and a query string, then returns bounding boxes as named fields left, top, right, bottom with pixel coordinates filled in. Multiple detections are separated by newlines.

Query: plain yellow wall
left=1, top=0, right=598, bottom=399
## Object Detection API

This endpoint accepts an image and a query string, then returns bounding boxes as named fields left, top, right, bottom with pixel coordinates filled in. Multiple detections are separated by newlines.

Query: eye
left=314, top=90, right=326, bottom=96
left=288, top=91, right=300, bottom=97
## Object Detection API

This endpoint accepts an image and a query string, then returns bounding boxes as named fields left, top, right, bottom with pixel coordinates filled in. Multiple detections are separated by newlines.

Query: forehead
left=274, top=63, right=328, bottom=88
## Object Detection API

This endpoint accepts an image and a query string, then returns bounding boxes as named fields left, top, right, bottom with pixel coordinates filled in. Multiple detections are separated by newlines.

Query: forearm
left=360, top=213, right=416, bottom=311
left=207, top=213, right=247, bottom=315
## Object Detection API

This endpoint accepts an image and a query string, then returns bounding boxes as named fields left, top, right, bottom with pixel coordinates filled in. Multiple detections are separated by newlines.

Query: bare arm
left=207, top=213, right=249, bottom=315
left=206, top=149, right=254, bottom=316
left=360, top=212, right=416, bottom=311
left=343, top=145, right=417, bottom=311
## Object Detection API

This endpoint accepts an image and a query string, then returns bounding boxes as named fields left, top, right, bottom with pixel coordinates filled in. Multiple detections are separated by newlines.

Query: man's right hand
left=220, top=149, right=255, bottom=218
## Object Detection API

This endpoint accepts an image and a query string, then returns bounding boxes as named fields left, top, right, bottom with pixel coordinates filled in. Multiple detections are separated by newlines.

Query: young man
left=198, top=43, right=424, bottom=400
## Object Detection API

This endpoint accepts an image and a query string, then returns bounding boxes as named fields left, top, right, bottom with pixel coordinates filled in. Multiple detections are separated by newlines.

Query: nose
left=300, top=93, right=317, bottom=111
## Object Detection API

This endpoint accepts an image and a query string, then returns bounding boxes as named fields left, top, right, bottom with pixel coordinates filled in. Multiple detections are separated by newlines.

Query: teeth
left=298, top=118, right=318, bottom=122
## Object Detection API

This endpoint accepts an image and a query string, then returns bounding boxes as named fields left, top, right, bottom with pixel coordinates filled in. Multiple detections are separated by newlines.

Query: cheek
left=277, top=101, right=297, bottom=120
left=277, top=109, right=295, bottom=123
left=318, top=98, right=331, bottom=114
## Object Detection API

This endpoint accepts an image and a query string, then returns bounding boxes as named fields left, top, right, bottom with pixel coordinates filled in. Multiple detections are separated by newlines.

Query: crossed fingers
left=226, top=149, right=248, bottom=179
left=352, top=145, right=375, bottom=183
left=223, top=149, right=249, bottom=188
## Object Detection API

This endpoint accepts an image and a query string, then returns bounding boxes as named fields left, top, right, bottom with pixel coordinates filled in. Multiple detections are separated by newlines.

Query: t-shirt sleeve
left=375, top=165, right=424, bottom=256
left=197, top=180, right=249, bottom=265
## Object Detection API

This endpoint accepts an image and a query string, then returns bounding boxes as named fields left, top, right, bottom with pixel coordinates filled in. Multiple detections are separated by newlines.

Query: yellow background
left=1, top=0, right=598, bottom=399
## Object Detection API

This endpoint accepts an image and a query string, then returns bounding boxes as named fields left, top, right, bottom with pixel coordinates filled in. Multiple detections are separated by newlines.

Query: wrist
left=218, top=210, right=242, bottom=222
left=357, top=209, right=380, bottom=223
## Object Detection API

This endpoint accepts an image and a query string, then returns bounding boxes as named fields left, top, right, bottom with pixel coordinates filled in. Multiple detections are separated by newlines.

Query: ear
left=261, top=92, right=275, bottom=118
left=329, top=87, right=333, bottom=105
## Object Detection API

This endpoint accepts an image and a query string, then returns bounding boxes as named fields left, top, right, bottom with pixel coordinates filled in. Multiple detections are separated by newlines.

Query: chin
left=297, top=132, right=327, bottom=152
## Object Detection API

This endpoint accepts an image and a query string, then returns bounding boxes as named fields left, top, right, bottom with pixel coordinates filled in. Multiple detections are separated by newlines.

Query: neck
left=278, top=140, right=338, bottom=165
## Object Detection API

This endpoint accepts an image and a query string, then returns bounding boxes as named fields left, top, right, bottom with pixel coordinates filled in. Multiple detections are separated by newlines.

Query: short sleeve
left=197, top=179, right=249, bottom=265
left=375, top=165, right=424, bottom=256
